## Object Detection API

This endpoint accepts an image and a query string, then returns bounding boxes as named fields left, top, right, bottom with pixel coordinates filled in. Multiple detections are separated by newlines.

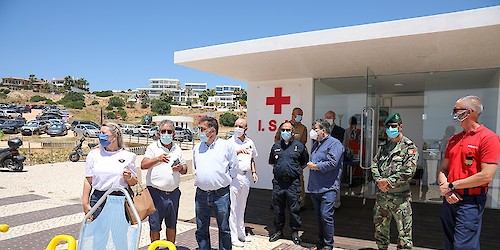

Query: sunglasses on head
left=386, top=124, right=399, bottom=129
left=282, top=128, right=292, bottom=132
left=160, top=129, right=174, bottom=134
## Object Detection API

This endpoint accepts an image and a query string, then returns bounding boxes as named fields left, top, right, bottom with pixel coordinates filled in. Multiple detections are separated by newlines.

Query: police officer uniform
left=268, top=137, right=309, bottom=242
left=371, top=113, right=419, bottom=250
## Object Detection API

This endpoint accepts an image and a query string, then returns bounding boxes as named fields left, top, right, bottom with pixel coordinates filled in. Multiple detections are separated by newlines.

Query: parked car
left=148, top=126, right=159, bottom=139
left=174, top=127, right=193, bottom=142
left=21, top=120, right=47, bottom=135
left=73, top=124, right=100, bottom=138
left=0, top=119, right=24, bottom=134
left=132, top=125, right=152, bottom=137
left=71, top=120, right=100, bottom=130
left=121, top=124, right=136, bottom=134
left=46, top=123, right=68, bottom=137
left=1, top=109, right=22, bottom=119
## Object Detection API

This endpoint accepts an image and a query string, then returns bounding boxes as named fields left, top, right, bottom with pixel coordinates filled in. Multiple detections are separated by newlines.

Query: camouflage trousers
left=373, top=192, right=413, bottom=250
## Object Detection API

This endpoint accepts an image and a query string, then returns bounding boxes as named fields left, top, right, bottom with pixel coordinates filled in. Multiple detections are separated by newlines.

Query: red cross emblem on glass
left=266, top=87, right=290, bottom=114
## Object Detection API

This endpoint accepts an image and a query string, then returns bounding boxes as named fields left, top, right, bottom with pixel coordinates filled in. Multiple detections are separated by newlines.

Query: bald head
left=234, top=118, right=247, bottom=128
left=325, top=111, right=336, bottom=120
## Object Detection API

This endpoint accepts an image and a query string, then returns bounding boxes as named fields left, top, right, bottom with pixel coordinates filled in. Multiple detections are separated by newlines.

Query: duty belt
left=455, top=187, right=488, bottom=196
left=275, top=176, right=297, bottom=183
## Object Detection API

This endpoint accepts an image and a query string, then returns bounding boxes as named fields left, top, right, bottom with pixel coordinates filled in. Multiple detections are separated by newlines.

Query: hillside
left=4, top=90, right=245, bottom=128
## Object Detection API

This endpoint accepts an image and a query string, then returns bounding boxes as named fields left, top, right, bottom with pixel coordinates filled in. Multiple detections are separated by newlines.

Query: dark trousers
left=311, top=190, right=337, bottom=249
left=441, top=194, right=486, bottom=250
left=272, top=178, right=301, bottom=232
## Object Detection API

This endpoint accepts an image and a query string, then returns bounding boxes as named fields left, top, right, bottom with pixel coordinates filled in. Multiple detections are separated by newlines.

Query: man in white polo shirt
left=141, top=119, right=187, bottom=244
left=193, top=116, right=238, bottom=250
left=229, top=118, right=259, bottom=247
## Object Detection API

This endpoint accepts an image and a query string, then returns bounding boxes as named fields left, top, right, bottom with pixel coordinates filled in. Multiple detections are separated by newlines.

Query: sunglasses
left=386, top=124, right=399, bottom=129
left=281, top=129, right=292, bottom=132
left=235, top=125, right=245, bottom=128
left=160, top=129, right=174, bottom=134
left=452, top=108, right=467, bottom=113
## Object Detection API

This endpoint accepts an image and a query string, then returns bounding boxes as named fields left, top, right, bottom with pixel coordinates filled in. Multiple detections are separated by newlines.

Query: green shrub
left=93, top=90, right=114, bottom=97
left=45, top=99, right=56, bottom=105
left=220, top=112, right=238, bottom=126
left=105, top=105, right=114, bottom=110
left=109, top=96, right=125, bottom=107
left=90, top=100, right=99, bottom=105
left=30, top=95, right=48, bottom=102
left=64, top=100, right=85, bottom=109
left=106, top=112, right=116, bottom=119
left=0, top=92, right=6, bottom=99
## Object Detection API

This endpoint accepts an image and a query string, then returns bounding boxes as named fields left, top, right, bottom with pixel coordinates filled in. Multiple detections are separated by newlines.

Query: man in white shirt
left=229, top=118, right=258, bottom=247
left=141, top=120, right=187, bottom=244
left=193, top=116, right=238, bottom=250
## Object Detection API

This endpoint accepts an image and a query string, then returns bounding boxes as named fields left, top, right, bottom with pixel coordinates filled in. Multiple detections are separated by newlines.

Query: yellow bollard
left=0, top=224, right=9, bottom=232
left=45, top=235, right=76, bottom=250
left=148, top=240, right=177, bottom=250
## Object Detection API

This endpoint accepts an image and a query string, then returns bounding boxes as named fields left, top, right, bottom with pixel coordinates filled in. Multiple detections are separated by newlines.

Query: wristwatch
left=448, top=182, right=455, bottom=190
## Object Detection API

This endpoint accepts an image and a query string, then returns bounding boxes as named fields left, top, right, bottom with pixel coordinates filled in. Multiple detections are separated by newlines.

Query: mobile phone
left=172, top=159, right=180, bottom=167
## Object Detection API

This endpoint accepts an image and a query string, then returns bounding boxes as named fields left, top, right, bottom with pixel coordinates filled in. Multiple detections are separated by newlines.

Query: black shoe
left=291, top=231, right=302, bottom=245
left=269, top=231, right=283, bottom=242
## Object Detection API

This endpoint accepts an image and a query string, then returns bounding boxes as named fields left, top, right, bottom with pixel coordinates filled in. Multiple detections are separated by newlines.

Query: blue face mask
left=99, top=134, right=111, bottom=147
left=160, top=134, right=173, bottom=145
left=199, top=132, right=208, bottom=143
left=281, top=131, right=292, bottom=140
left=295, top=115, right=303, bottom=123
left=386, top=127, right=400, bottom=139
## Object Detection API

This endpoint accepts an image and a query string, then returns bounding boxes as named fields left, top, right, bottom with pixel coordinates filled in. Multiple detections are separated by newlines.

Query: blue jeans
left=311, top=190, right=337, bottom=250
left=195, top=186, right=231, bottom=250
left=441, top=194, right=486, bottom=250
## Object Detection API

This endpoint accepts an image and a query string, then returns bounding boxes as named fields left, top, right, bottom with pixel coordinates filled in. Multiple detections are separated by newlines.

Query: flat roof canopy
left=174, top=6, right=500, bottom=82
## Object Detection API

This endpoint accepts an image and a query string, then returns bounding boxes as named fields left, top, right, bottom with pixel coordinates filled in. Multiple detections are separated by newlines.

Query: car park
left=46, top=123, right=68, bottom=137
left=148, top=126, right=159, bottom=139
left=1, top=109, right=22, bottom=119
left=73, top=124, right=100, bottom=138
left=174, top=127, right=193, bottom=142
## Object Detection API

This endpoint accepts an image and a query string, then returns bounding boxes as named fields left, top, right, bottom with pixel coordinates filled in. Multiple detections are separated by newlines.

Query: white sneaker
left=239, top=236, right=252, bottom=242
left=232, top=241, right=245, bottom=247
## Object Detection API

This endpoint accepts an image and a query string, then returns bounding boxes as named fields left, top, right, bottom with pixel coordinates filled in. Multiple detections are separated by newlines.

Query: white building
left=174, top=5, right=500, bottom=212
left=136, top=78, right=182, bottom=101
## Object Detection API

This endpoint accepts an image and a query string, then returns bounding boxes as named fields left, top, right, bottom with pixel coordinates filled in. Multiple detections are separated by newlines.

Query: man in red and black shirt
left=438, top=95, right=500, bottom=250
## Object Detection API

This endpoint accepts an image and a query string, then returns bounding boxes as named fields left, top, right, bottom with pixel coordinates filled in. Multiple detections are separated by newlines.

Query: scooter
left=69, top=137, right=98, bottom=162
left=0, top=138, right=26, bottom=172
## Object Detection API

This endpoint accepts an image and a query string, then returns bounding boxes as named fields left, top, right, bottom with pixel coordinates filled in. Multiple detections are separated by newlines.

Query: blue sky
left=0, top=1, right=497, bottom=91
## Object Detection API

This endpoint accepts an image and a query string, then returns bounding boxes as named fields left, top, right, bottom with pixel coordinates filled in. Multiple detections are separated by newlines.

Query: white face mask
left=326, top=119, right=334, bottom=126
left=309, top=129, right=318, bottom=140
left=234, top=127, right=245, bottom=137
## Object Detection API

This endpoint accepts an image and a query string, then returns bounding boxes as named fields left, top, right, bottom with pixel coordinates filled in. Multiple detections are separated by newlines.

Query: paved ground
left=0, top=152, right=315, bottom=250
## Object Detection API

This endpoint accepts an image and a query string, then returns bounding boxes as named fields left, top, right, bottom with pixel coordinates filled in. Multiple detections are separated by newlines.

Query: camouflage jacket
left=371, top=135, right=419, bottom=193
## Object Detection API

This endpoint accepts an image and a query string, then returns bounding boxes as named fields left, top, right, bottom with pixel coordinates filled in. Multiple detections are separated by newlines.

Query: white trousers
left=229, top=173, right=250, bottom=241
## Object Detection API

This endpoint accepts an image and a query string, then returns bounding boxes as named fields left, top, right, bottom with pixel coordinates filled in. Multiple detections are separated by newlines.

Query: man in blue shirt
left=268, top=121, right=309, bottom=245
left=307, top=119, right=344, bottom=250
left=193, top=117, right=238, bottom=250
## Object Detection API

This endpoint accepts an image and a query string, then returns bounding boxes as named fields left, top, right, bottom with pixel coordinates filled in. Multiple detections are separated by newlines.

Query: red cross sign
left=266, top=87, right=290, bottom=114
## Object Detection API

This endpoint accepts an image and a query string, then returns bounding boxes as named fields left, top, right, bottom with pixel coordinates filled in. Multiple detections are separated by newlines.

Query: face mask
left=309, top=129, right=318, bottom=140
left=281, top=131, right=292, bottom=140
left=452, top=110, right=469, bottom=124
left=160, top=134, right=173, bottom=145
left=199, top=132, right=208, bottom=143
left=234, top=127, right=245, bottom=137
left=386, top=127, right=400, bottom=139
left=99, top=134, right=111, bottom=147
left=326, top=119, right=334, bottom=126
left=295, top=115, right=302, bottom=123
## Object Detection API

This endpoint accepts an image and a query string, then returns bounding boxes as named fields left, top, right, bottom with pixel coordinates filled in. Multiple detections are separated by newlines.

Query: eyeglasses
left=198, top=127, right=211, bottom=132
left=386, top=124, right=399, bottom=129
left=235, top=125, right=245, bottom=128
left=160, top=129, right=174, bottom=134
left=281, top=128, right=292, bottom=132
left=452, top=108, right=467, bottom=113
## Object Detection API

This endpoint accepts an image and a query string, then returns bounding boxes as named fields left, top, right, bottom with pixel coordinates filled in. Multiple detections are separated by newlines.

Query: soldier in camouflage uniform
left=371, top=112, right=419, bottom=250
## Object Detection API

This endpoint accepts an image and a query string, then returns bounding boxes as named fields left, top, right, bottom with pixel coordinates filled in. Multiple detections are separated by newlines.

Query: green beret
left=385, top=112, right=402, bottom=125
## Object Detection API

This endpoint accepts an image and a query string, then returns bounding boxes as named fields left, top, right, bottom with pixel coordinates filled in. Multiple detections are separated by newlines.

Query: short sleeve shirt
left=85, top=148, right=137, bottom=191
left=445, top=124, right=500, bottom=184
left=144, top=141, right=186, bottom=192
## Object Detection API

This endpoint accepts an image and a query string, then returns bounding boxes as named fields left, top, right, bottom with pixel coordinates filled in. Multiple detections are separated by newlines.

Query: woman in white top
left=82, top=122, right=138, bottom=219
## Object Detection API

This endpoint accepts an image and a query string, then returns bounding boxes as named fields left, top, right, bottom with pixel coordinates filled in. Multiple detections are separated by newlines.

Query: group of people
left=80, top=95, right=499, bottom=250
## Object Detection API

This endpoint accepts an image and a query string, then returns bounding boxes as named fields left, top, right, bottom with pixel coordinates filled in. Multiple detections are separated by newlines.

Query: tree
left=109, top=96, right=125, bottom=107
left=29, top=74, right=37, bottom=84
left=64, top=76, right=73, bottom=90
left=199, top=89, right=216, bottom=105
left=220, top=112, right=238, bottom=126
left=185, top=88, right=193, bottom=105
left=151, top=99, right=171, bottom=115
left=74, top=78, right=90, bottom=91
